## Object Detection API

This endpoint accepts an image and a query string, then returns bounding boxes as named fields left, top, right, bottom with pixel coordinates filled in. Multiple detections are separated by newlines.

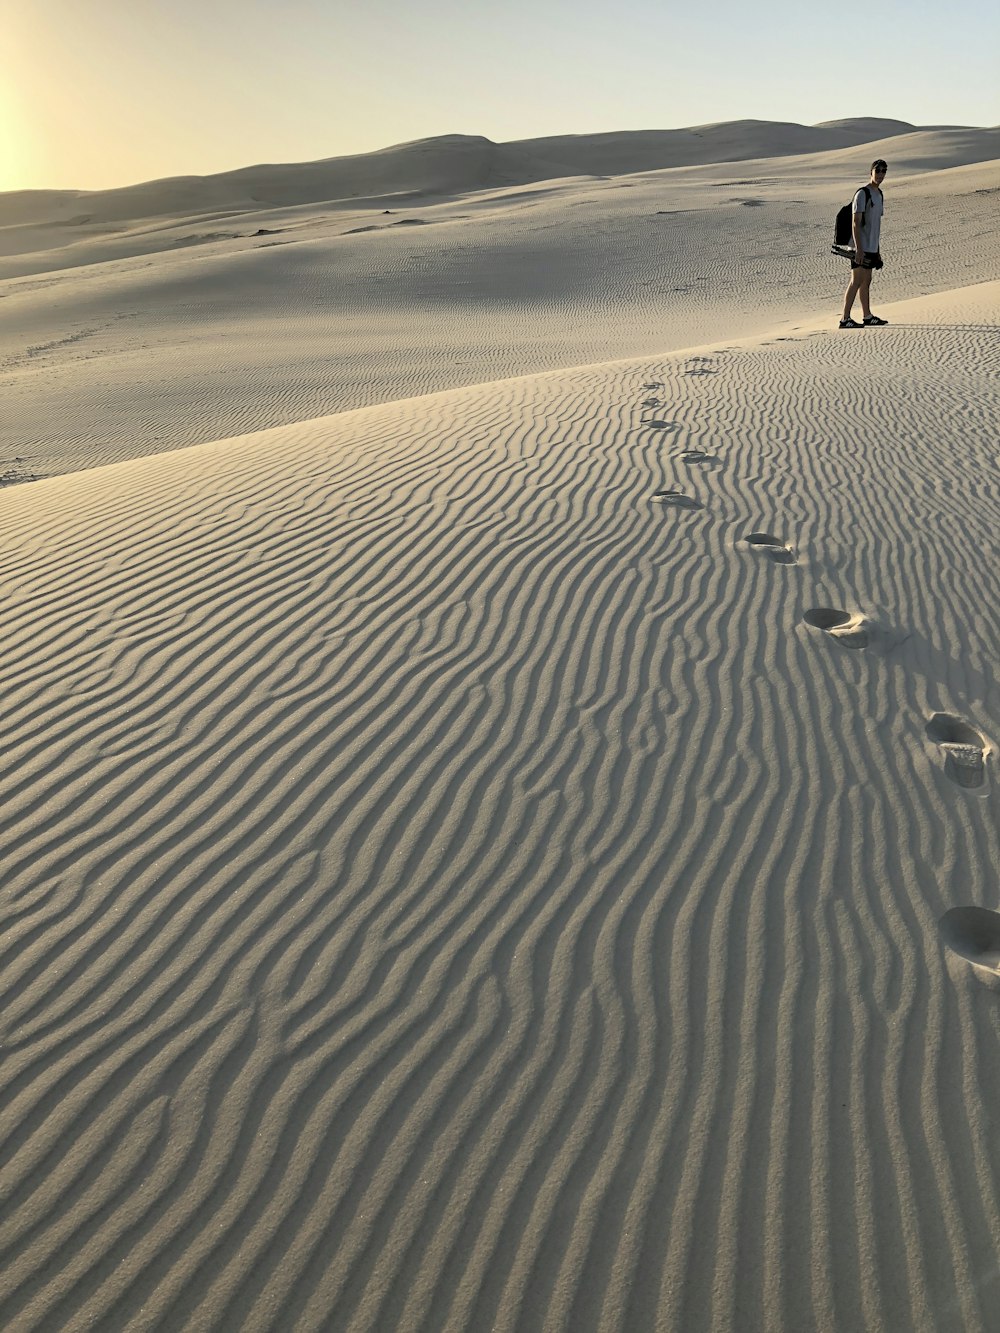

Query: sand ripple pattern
left=2, top=309, right=1000, bottom=1330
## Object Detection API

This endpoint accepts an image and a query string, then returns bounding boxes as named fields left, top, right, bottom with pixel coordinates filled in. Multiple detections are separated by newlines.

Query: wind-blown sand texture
left=1, top=121, right=1000, bottom=1331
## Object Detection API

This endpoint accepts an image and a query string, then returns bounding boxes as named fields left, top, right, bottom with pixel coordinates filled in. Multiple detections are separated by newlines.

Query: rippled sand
left=1, top=126, right=999, bottom=1331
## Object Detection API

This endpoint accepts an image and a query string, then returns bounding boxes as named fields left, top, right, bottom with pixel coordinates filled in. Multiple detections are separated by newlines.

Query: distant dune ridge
left=1, top=117, right=998, bottom=228
left=1, top=120, right=1000, bottom=1331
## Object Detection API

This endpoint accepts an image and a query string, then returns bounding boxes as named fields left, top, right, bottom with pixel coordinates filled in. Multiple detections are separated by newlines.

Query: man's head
left=870, top=160, right=888, bottom=184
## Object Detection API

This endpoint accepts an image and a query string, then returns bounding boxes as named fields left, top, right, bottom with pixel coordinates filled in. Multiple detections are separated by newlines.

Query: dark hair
left=871, top=159, right=887, bottom=171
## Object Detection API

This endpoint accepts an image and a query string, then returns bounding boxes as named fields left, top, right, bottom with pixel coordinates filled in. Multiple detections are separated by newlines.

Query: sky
left=4, top=0, right=998, bottom=194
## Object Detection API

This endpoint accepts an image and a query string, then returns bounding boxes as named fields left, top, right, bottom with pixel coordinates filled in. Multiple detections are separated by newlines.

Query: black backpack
left=834, top=185, right=874, bottom=246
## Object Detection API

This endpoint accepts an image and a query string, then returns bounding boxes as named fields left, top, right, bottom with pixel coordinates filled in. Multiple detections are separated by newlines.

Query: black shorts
left=851, top=251, right=883, bottom=270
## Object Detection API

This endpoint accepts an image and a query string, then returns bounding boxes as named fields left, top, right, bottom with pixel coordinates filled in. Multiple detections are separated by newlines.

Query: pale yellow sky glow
left=1, top=80, right=34, bottom=192
left=4, top=0, right=998, bottom=194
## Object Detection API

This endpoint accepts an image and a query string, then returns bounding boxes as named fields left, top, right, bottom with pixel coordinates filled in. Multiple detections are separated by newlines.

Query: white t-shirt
left=853, top=186, right=884, bottom=252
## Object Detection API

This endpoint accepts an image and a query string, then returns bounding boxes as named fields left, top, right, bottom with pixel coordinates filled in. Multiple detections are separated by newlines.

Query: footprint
left=653, top=490, right=703, bottom=509
left=679, top=449, right=717, bottom=465
left=925, top=713, right=989, bottom=790
left=744, top=532, right=796, bottom=564
left=642, top=398, right=661, bottom=408
left=802, top=607, right=868, bottom=648
left=939, top=907, right=1000, bottom=971
left=647, top=420, right=680, bottom=432
left=642, top=382, right=664, bottom=390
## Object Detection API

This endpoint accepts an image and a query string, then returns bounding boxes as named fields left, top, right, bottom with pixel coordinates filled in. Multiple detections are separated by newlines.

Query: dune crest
left=3, top=118, right=997, bottom=229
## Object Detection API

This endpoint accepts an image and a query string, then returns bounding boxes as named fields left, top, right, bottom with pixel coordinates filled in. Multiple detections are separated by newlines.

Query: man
left=840, top=160, right=888, bottom=329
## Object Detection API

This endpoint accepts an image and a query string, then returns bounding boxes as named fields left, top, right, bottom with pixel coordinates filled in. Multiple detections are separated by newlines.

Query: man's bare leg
left=858, top=268, right=874, bottom=321
left=843, top=269, right=863, bottom=321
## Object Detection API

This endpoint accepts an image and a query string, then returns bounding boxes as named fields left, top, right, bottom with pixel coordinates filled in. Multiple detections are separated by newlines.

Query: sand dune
left=2, top=119, right=997, bottom=235
left=1, top=136, right=998, bottom=479
left=2, top=112, right=1000, bottom=1330
left=0, top=135, right=581, bottom=231
left=506, top=117, right=922, bottom=175
left=1, top=278, right=999, bottom=1329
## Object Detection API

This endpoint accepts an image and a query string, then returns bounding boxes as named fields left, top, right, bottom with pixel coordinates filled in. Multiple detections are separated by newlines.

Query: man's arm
left=852, top=210, right=865, bottom=259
